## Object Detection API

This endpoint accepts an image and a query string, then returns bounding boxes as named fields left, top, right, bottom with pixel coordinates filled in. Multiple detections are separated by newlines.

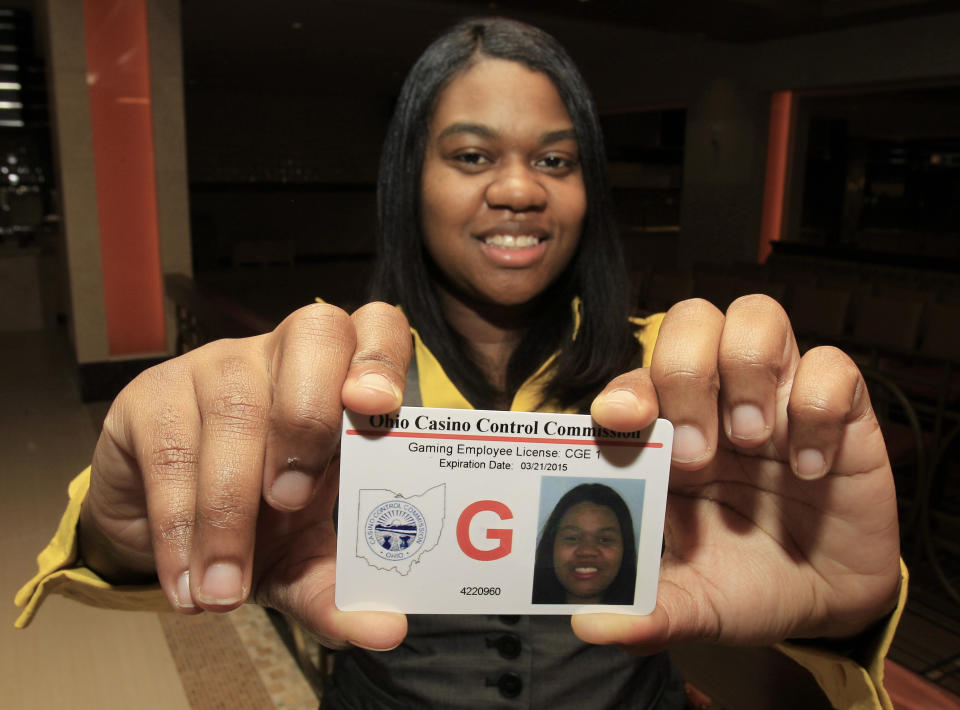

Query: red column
left=84, top=0, right=165, bottom=354
left=758, top=90, right=794, bottom=264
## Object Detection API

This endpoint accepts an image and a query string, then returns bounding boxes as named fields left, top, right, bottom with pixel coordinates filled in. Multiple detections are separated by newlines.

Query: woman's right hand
left=80, top=302, right=412, bottom=650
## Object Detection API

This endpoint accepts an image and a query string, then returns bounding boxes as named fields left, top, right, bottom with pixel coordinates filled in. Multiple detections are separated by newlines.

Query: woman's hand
left=580, top=295, right=901, bottom=653
left=80, top=302, right=411, bottom=651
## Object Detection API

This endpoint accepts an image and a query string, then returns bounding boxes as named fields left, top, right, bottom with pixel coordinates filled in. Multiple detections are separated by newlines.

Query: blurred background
left=2, top=1, right=959, bottom=708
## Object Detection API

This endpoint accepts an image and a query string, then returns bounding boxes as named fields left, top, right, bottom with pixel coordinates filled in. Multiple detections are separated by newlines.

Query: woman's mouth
left=572, top=566, right=599, bottom=579
left=477, top=232, right=549, bottom=268
left=482, top=234, right=541, bottom=249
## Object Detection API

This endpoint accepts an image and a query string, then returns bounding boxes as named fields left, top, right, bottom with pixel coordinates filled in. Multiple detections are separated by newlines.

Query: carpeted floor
left=158, top=605, right=317, bottom=710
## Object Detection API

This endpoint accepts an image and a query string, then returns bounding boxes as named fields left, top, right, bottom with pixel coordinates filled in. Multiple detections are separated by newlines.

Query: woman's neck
left=435, top=286, right=533, bottom=401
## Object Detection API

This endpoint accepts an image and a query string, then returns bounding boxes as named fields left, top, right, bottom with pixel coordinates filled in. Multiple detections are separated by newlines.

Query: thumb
left=255, top=458, right=409, bottom=652
left=253, top=522, right=409, bottom=652
left=571, top=604, right=674, bottom=655
left=289, top=584, right=408, bottom=652
left=571, top=574, right=718, bottom=655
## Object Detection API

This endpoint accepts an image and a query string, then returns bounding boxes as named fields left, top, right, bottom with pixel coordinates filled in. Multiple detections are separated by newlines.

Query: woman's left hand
left=577, top=295, right=901, bottom=652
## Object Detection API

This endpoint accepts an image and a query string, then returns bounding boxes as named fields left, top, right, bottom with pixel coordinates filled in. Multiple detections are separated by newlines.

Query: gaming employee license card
left=335, top=407, right=673, bottom=615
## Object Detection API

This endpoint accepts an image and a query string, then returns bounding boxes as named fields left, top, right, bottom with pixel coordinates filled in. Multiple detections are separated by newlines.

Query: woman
left=371, top=17, right=636, bottom=413
left=324, top=21, right=687, bottom=706
left=532, top=483, right=638, bottom=606
left=17, top=16, right=903, bottom=710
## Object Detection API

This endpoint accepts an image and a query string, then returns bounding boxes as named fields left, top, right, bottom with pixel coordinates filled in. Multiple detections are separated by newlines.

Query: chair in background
left=693, top=272, right=747, bottom=312
left=850, top=293, right=925, bottom=366
left=642, top=270, right=694, bottom=314
left=843, top=292, right=928, bottom=542
left=915, top=301, right=960, bottom=606
left=734, top=278, right=788, bottom=306
left=921, top=302, right=960, bottom=365
left=232, top=239, right=296, bottom=267
left=786, top=284, right=851, bottom=349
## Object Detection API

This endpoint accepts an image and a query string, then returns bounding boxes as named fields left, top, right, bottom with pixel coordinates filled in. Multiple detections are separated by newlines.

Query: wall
left=570, top=12, right=960, bottom=266
left=180, top=8, right=960, bottom=271
left=147, top=0, right=192, bottom=353
left=43, top=0, right=191, bottom=369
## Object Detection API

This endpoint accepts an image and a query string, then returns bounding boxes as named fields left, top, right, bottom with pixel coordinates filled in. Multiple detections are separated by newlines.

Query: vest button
left=497, top=672, right=523, bottom=699
left=495, top=633, right=521, bottom=659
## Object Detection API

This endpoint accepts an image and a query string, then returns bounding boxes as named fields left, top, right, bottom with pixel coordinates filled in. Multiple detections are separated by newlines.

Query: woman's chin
left=565, top=594, right=604, bottom=605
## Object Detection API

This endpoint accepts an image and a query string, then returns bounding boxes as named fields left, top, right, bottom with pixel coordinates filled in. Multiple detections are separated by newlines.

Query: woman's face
left=552, top=501, right=624, bottom=604
left=420, top=58, right=586, bottom=309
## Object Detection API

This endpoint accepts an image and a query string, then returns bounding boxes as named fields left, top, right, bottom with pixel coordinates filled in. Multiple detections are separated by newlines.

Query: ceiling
left=463, top=0, right=959, bottom=42
left=180, top=0, right=960, bottom=92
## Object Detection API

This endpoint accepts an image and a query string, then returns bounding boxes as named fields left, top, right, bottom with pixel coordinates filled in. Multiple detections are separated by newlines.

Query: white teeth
left=575, top=567, right=598, bottom=573
left=484, top=234, right=539, bottom=248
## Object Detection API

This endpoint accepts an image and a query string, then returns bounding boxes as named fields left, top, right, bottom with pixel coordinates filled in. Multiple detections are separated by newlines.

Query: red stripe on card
left=344, top=429, right=663, bottom=448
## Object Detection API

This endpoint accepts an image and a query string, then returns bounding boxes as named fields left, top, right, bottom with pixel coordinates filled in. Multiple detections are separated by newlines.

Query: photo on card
left=532, top=476, right=645, bottom=606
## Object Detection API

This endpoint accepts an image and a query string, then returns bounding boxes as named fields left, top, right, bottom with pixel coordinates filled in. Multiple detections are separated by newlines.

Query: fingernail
left=271, top=469, right=315, bottom=510
left=356, top=372, right=400, bottom=402
left=729, top=404, right=766, bottom=441
left=673, top=425, right=708, bottom=462
left=348, top=638, right=401, bottom=652
left=198, top=562, right=244, bottom=605
left=796, top=448, right=827, bottom=480
left=175, top=570, right=194, bottom=609
left=597, top=389, right=643, bottom=415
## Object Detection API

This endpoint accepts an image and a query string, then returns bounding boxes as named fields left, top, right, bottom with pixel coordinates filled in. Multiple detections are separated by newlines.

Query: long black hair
left=371, top=17, right=638, bottom=410
left=531, top=483, right=638, bottom=604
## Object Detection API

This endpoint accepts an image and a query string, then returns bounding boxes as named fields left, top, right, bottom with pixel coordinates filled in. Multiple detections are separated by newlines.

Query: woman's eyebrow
left=540, top=128, right=577, bottom=145
left=435, top=124, right=577, bottom=145
left=580, top=526, right=621, bottom=535
left=437, top=122, right=498, bottom=140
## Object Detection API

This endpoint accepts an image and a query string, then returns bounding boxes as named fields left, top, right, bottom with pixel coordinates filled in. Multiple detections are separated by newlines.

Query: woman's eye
left=453, top=152, right=490, bottom=168
left=536, top=155, right=577, bottom=172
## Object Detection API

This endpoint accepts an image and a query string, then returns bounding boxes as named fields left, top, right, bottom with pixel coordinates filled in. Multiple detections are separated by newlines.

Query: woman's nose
left=575, top=542, right=600, bottom=557
left=485, top=163, right=547, bottom=212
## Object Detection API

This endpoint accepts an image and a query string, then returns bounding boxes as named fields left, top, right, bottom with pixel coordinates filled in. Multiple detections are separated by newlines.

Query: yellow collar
left=408, top=298, right=664, bottom=414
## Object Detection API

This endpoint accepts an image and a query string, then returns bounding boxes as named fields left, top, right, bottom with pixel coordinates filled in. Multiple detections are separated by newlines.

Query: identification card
left=335, top=407, right=673, bottom=615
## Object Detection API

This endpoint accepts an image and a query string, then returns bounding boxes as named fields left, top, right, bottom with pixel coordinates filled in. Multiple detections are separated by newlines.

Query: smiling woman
left=532, top=482, right=638, bottom=605
left=372, top=18, right=637, bottom=411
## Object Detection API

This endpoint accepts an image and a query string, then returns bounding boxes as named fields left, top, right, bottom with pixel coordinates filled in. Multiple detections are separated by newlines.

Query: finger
left=571, top=555, right=721, bottom=654
left=309, top=590, right=408, bottom=651
left=256, top=459, right=408, bottom=651
left=589, top=368, right=659, bottom=432
left=341, top=302, right=412, bottom=415
left=190, top=343, right=271, bottom=610
left=787, top=346, right=873, bottom=481
left=277, top=582, right=407, bottom=651
left=650, top=299, right=724, bottom=470
left=128, top=362, right=205, bottom=613
left=718, top=295, right=798, bottom=449
left=571, top=606, right=674, bottom=656
left=572, top=506, right=732, bottom=654
left=88, top=361, right=203, bottom=614
left=571, top=519, right=721, bottom=654
left=262, top=303, right=357, bottom=512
